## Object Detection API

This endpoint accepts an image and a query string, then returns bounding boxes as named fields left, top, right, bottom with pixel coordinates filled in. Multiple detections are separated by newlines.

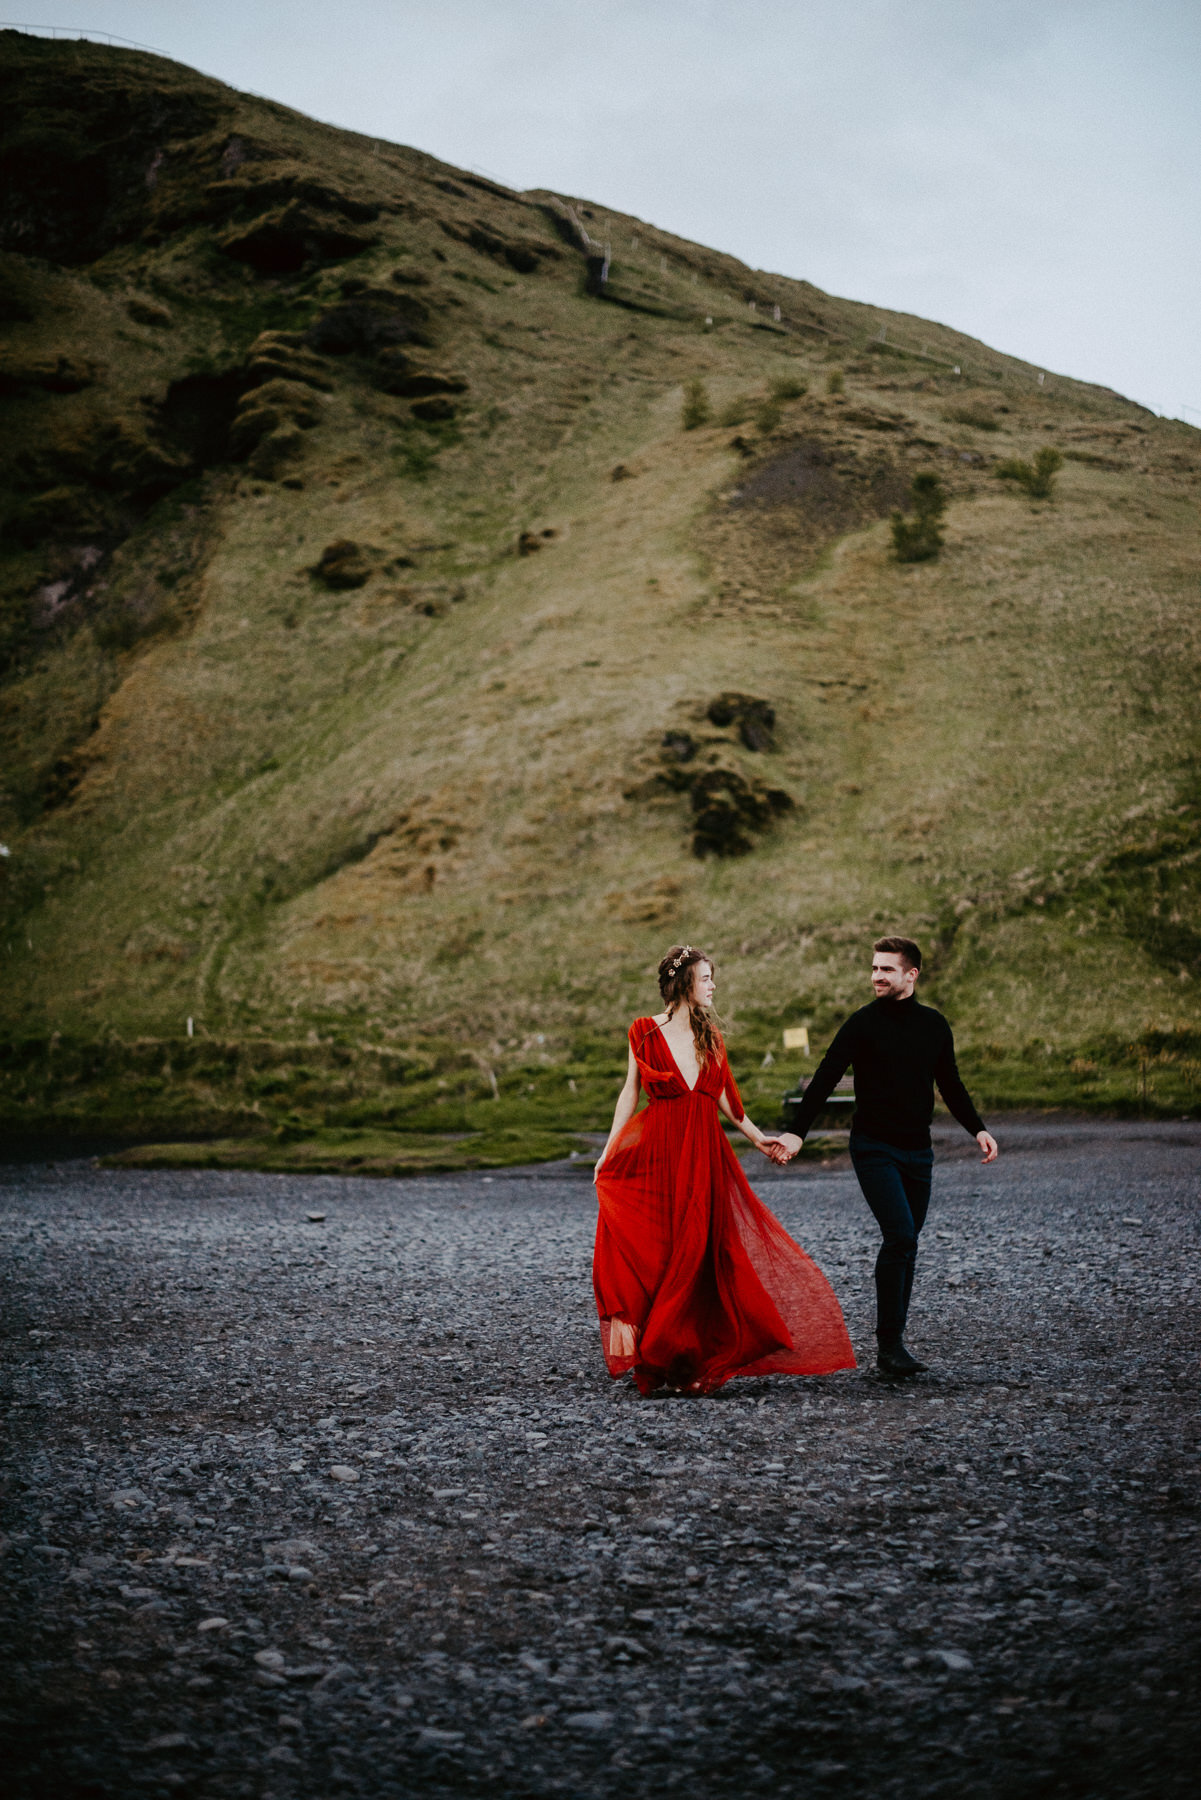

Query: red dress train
left=593, top=1018, right=856, bottom=1395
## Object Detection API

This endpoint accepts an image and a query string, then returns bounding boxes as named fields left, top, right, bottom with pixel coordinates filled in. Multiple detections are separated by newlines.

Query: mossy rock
left=661, top=730, right=697, bottom=763
left=0, top=352, right=98, bottom=395
left=229, top=378, right=322, bottom=457
left=6, top=483, right=111, bottom=546
left=306, top=286, right=432, bottom=355
left=412, top=395, right=458, bottom=423
left=96, top=415, right=190, bottom=497
left=125, top=296, right=172, bottom=328
left=238, top=375, right=323, bottom=420
left=202, top=166, right=379, bottom=226
left=689, top=766, right=794, bottom=857
left=244, top=331, right=333, bottom=392
left=219, top=201, right=378, bottom=275
left=312, top=539, right=373, bottom=589
left=440, top=219, right=559, bottom=275
left=379, top=369, right=468, bottom=399
left=248, top=423, right=304, bottom=479
left=706, top=692, right=777, bottom=752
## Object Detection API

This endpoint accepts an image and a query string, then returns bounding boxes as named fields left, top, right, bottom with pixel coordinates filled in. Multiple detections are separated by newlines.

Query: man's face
left=871, top=953, right=917, bottom=999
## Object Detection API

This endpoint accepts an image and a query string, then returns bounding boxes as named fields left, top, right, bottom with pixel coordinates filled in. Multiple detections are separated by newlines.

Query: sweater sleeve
left=934, top=1022, right=986, bottom=1138
left=790, top=1016, right=857, bottom=1139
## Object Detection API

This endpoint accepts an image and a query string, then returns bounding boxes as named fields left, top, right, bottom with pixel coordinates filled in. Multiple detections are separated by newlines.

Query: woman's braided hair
left=657, top=944, right=722, bottom=1066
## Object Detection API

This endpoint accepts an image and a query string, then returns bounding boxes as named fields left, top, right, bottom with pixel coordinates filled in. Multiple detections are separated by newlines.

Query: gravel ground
left=2, top=1120, right=1199, bottom=1800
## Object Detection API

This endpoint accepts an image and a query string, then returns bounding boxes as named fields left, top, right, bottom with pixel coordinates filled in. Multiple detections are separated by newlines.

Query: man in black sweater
left=773, top=936, right=998, bottom=1378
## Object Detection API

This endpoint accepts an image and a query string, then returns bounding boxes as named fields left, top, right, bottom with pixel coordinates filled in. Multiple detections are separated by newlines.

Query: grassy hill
left=1, top=31, right=1198, bottom=1166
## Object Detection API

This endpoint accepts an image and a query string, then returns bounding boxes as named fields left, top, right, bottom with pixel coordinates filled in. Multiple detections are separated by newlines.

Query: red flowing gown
left=593, top=1018, right=856, bottom=1395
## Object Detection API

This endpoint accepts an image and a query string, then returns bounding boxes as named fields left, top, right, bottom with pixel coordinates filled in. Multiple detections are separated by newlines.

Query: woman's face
left=690, top=961, right=715, bottom=1007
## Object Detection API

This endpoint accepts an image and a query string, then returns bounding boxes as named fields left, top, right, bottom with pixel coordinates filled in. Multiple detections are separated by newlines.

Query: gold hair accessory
left=668, top=944, right=694, bottom=976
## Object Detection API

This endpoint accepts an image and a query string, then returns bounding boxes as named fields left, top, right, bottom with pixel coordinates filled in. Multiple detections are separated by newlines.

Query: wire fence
left=1, top=20, right=172, bottom=55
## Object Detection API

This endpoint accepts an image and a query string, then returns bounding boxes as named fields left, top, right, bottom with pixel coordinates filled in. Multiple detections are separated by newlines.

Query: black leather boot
left=876, top=1339, right=928, bottom=1378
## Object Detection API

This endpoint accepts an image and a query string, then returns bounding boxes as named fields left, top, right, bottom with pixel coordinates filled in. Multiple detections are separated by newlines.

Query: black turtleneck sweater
left=791, top=995, right=986, bottom=1150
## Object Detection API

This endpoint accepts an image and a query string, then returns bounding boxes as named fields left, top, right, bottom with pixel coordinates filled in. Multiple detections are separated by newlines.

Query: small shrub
left=770, top=375, right=807, bottom=400
left=754, top=396, right=783, bottom=435
left=996, top=446, right=1063, bottom=500
left=718, top=396, right=751, bottom=427
left=1028, top=444, right=1064, bottom=498
left=890, top=471, right=946, bottom=563
left=682, top=378, right=711, bottom=430
left=826, top=368, right=844, bottom=395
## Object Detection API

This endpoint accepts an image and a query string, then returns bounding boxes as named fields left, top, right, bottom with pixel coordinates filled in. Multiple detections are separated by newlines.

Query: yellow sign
left=782, top=1027, right=810, bottom=1053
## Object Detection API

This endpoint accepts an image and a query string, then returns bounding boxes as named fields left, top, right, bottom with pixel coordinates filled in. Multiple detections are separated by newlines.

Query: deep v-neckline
left=652, top=1019, right=700, bottom=1093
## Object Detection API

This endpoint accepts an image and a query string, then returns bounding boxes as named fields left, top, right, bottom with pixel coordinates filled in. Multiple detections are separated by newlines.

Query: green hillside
left=1, top=31, right=1198, bottom=1165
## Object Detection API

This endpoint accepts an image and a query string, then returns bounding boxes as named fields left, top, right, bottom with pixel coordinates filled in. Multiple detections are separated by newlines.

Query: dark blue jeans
left=849, top=1132, right=934, bottom=1344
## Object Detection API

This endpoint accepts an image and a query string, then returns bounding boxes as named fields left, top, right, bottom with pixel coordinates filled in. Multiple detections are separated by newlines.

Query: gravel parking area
left=2, top=1120, right=1199, bottom=1800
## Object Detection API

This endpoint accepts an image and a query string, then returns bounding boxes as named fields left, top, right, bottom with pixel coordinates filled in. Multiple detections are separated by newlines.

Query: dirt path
left=2, top=1121, right=1199, bottom=1799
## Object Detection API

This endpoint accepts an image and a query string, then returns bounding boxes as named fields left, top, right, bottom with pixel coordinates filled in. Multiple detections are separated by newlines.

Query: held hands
left=764, top=1131, right=995, bottom=1164
left=757, top=1131, right=803, bottom=1163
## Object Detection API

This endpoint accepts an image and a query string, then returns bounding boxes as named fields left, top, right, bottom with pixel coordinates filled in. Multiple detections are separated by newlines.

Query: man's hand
left=976, top=1130, right=999, bottom=1164
left=769, top=1131, right=804, bottom=1161
left=754, top=1137, right=791, bottom=1164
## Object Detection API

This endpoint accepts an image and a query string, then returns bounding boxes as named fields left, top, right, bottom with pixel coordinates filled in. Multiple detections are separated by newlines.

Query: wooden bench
left=781, top=1073, right=855, bottom=1131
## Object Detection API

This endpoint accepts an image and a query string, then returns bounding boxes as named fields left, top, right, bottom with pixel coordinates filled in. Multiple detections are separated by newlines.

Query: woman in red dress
left=593, top=944, right=855, bottom=1396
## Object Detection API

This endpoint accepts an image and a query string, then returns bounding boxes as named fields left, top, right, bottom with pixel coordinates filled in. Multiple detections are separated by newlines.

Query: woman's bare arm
left=718, top=1085, right=790, bottom=1163
left=594, top=1046, right=641, bottom=1180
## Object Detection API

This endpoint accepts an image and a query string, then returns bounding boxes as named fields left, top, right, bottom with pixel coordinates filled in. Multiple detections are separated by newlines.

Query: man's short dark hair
left=874, top=935, right=922, bottom=971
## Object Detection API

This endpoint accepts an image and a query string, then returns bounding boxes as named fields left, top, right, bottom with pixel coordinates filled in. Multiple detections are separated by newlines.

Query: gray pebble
left=2, top=1121, right=1198, bottom=1798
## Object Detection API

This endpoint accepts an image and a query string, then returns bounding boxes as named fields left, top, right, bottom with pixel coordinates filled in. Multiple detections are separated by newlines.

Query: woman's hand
left=754, top=1136, right=791, bottom=1164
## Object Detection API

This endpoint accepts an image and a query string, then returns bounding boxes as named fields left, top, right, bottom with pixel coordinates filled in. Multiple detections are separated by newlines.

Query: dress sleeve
left=719, top=1047, right=746, bottom=1122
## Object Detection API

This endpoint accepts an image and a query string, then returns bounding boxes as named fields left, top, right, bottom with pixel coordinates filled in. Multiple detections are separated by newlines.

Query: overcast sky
left=15, top=2, right=1201, bottom=422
